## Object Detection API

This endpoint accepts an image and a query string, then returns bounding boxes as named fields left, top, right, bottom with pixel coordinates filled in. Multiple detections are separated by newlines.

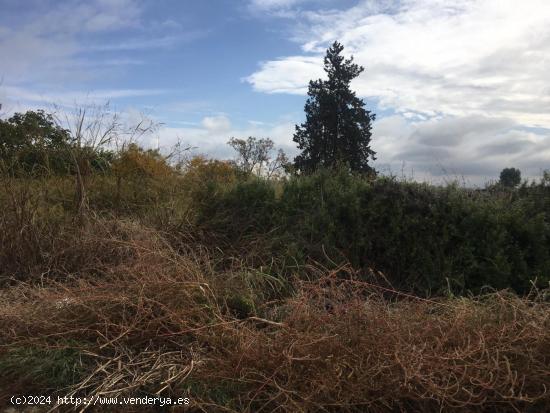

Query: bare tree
left=163, top=138, right=195, bottom=172
left=228, top=136, right=288, bottom=178
left=266, top=148, right=289, bottom=179
left=55, top=102, right=157, bottom=218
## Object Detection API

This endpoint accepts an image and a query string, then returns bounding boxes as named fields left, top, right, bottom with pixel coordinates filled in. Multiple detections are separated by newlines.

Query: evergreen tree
left=293, top=41, right=376, bottom=174
left=499, top=167, right=521, bottom=188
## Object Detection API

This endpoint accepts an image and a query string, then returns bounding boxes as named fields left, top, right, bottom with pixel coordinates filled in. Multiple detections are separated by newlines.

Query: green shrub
left=196, top=177, right=277, bottom=241
left=278, top=173, right=549, bottom=294
left=193, top=168, right=550, bottom=295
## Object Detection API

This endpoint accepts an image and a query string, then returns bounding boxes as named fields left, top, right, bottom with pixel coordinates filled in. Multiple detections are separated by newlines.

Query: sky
left=1, top=0, right=549, bottom=185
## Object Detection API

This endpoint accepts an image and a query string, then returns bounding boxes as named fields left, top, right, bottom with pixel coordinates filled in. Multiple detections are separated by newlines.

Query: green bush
left=193, top=168, right=550, bottom=295
left=280, top=173, right=549, bottom=294
left=196, top=177, right=277, bottom=241
left=0, top=110, right=74, bottom=176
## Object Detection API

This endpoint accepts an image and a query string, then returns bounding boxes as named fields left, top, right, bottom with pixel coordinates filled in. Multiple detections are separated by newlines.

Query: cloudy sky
left=1, top=0, right=549, bottom=184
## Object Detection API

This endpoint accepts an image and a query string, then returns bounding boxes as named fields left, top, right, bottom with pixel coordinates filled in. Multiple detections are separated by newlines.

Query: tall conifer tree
left=293, top=41, right=376, bottom=173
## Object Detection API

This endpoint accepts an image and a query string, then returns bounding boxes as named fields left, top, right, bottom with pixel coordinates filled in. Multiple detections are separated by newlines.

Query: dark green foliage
left=0, top=110, right=116, bottom=177
left=500, top=167, right=522, bottom=187
left=293, top=41, right=376, bottom=174
left=281, top=174, right=549, bottom=293
left=195, top=177, right=277, bottom=241
left=0, top=110, right=73, bottom=175
left=195, top=169, right=550, bottom=295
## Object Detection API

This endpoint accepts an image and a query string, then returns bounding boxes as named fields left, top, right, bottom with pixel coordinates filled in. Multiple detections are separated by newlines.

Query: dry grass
left=0, top=218, right=548, bottom=412
left=199, top=273, right=549, bottom=412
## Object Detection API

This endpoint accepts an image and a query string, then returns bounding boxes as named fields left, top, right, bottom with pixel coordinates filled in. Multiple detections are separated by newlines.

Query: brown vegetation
left=0, top=216, right=548, bottom=412
left=1, top=126, right=549, bottom=411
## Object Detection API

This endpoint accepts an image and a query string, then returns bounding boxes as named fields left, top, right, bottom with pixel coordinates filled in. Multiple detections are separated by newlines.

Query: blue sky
left=0, top=1, right=305, bottom=122
left=1, top=0, right=550, bottom=184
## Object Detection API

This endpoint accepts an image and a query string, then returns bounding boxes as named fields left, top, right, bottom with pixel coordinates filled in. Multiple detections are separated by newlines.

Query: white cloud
left=1, top=86, right=167, bottom=114
left=36, top=0, right=141, bottom=34
left=247, top=0, right=550, bottom=128
left=88, top=30, right=209, bottom=52
left=0, top=0, right=200, bottom=87
left=247, top=0, right=331, bottom=18
left=249, top=0, right=312, bottom=11
left=0, top=0, right=142, bottom=85
left=201, top=115, right=232, bottom=132
left=251, top=0, right=304, bottom=8
left=372, top=114, right=550, bottom=184
left=246, top=56, right=325, bottom=94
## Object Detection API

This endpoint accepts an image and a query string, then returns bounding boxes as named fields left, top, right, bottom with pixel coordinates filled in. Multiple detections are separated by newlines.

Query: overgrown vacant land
left=0, top=42, right=549, bottom=412
left=0, top=146, right=549, bottom=412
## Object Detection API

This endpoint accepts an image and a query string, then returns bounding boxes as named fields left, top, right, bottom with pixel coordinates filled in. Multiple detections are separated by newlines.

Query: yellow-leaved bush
left=182, top=156, right=237, bottom=195
left=108, top=143, right=176, bottom=210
